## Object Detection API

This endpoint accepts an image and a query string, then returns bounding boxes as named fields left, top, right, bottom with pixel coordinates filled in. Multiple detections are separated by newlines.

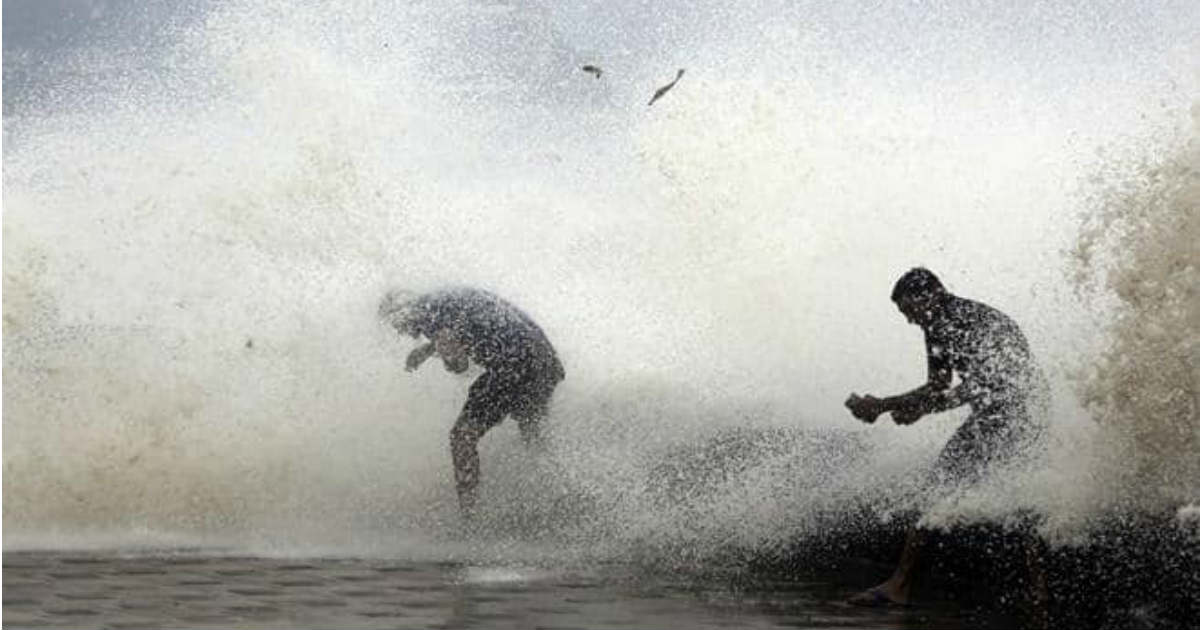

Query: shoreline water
left=0, top=548, right=993, bottom=630
left=6, top=514, right=1194, bottom=630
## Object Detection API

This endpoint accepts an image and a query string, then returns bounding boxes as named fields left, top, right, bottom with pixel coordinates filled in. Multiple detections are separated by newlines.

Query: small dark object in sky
left=581, top=65, right=602, bottom=79
left=649, top=69, right=685, bottom=106
left=245, top=338, right=254, bottom=349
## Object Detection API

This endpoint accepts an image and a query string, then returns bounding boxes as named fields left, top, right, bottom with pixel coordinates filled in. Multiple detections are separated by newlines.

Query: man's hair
left=891, top=267, right=945, bottom=302
left=379, top=289, right=426, bottom=336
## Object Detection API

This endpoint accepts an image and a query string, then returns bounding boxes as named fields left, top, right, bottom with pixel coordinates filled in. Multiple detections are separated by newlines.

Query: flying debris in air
left=581, top=65, right=603, bottom=79
left=648, top=69, right=685, bottom=106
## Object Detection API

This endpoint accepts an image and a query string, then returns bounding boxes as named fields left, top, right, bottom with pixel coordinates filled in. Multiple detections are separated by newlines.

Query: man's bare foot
left=847, top=586, right=909, bottom=607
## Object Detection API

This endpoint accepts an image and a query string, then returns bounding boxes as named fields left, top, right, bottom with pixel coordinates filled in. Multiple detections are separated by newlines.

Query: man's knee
left=450, top=417, right=480, bottom=438
left=516, top=415, right=545, bottom=447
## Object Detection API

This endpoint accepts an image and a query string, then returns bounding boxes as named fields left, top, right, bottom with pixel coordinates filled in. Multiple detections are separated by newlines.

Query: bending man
left=381, top=287, right=565, bottom=514
left=845, top=267, right=1045, bottom=606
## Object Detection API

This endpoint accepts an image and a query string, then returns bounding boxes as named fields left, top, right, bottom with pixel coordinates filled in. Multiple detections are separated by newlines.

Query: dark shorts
left=933, top=402, right=1038, bottom=485
left=458, top=367, right=560, bottom=434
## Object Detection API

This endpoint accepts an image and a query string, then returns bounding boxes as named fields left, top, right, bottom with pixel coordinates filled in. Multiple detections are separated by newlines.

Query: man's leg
left=451, top=374, right=509, bottom=514
left=1023, top=535, right=1050, bottom=630
left=850, top=527, right=924, bottom=606
left=883, top=527, right=925, bottom=602
left=851, top=419, right=983, bottom=606
left=449, top=415, right=487, bottom=514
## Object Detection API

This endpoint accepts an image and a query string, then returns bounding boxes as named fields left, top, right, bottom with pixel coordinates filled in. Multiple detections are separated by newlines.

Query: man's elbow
left=926, top=377, right=953, bottom=391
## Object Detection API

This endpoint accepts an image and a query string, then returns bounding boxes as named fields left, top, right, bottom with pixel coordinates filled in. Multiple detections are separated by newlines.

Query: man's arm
left=406, top=342, right=437, bottom=372
left=876, top=382, right=970, bottom=423
left=846, top=382, right=967, bottom=424
left=846, top=334, right=965, bottom=424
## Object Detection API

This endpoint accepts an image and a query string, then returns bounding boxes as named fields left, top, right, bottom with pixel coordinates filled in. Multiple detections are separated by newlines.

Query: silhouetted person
left=845, top=268, right=1046, bottom=606
left=380, top=287, right=565, bottom=515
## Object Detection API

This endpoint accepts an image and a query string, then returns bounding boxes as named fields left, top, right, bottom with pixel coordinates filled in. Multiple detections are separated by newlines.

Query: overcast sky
left=3, top=0, right=193, bottom=52
left=6, top=0, right=1196, bottom=61
left=4, top=1, right=1195, bottom=120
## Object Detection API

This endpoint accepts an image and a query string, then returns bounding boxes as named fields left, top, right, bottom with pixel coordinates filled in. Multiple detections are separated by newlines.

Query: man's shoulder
left=944, top=295, right=1030, bottom=346
left=423, top=287, right=503, bottom=310
left=426, top=287, right=537, bottom=329
left=948, top=295, right=1011, bottom=323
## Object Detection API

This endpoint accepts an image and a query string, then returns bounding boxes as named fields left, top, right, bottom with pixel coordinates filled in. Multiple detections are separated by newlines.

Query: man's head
left=890, top=267, right=947, bottom=326
left=379, top=289, right=424, bottom=338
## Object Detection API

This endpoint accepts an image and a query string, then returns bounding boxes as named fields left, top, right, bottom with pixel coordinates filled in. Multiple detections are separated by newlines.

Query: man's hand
left=405, top=343, right=436, bottom=372
left=845, top=393, right=885, bottom=424
left=891, top=407, right=922, bottom=425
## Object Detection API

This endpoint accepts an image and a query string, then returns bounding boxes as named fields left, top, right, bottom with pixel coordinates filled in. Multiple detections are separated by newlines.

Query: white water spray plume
left=3, top=1, right=1197, bottom=565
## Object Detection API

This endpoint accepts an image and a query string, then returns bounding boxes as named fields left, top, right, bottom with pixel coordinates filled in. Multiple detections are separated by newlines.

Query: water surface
left=3, top=550, right=991, bottom=629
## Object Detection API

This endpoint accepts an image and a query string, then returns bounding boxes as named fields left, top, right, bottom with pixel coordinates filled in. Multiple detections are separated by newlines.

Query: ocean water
left=3, top=1, right=1198, bottom=628
left=2, top=550, right=1000, bottom=630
